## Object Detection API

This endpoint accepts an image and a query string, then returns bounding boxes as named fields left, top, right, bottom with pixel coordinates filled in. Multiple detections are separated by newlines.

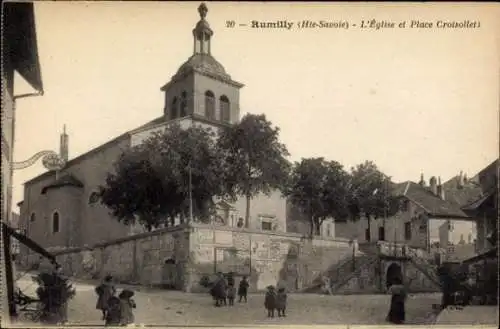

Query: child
left=118, top=289, right=136, bottom=326
left=95, top=275, right=116, bottom=320
left=264, top=285, right=276, bottom=318
left=105, top=296, right=121, bottom=326
left=227, top=284, right=236, bottom=306
left=276, top=287, right=288, bottom=317
left=238, top=276, right=249, bottom=303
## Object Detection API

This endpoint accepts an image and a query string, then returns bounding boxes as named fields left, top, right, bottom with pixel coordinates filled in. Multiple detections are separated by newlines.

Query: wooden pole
left=2, top=225, right=16, bottom=318
left=189, top=165, right=193, bottom=224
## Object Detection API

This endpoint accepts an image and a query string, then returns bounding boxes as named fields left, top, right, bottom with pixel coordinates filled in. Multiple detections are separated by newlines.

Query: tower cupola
left=193, top=3, right=212, bottom=55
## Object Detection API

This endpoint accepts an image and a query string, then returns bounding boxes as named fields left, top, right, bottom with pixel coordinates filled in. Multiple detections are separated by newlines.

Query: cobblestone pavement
left=16, top=279, right=441, bottom=326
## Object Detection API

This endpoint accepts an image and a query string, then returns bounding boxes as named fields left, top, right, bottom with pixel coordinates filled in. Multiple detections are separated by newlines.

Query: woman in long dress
left=386, top=277, right=407, bottom=324
left=95, top=275, right=116, bottom=320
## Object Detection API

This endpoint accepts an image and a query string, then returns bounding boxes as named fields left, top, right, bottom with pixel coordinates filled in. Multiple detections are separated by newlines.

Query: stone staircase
left=302, top=242, right=442, bottom=294
left=330, top=254, right=379, bottom=292
left=362, top=241, right=442, bottom=288
left=407, top=250, right=441, bottom=288
left=302, top=253, right=377, bottom=294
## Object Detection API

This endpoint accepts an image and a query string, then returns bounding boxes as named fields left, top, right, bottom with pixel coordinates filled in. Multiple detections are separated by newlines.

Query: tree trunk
left=309, top=220, right=314, bottom=238
left=245, top=194, right=251, bottom=228
left=367, top=214, right=371, bottom=242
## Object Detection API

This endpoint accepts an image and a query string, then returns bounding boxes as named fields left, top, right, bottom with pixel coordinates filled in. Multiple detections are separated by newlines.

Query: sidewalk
left=434, top=305, right=498, bottom=326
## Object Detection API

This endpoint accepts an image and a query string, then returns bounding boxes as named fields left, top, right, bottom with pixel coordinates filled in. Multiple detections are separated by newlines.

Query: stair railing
left=331, top=254, right=379, bottom=292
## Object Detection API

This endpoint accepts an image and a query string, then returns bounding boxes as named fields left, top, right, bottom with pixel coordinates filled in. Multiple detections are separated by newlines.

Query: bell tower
left=160, top=3, right=244, bottom=125
left=193, top=3, right=212, bottom=55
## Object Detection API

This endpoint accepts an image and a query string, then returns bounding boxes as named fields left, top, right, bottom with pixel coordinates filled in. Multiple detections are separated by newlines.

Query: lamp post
left=188, top=164, right=193, bottom=224
left=349, top=238, right=356, bottom=271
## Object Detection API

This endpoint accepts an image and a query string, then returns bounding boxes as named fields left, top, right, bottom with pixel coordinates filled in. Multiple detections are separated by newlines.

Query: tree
left=32, top=271, right=76, bottom=324
left=285, top=157, right=351, bottom=237
left=217, top=114, right=290, bottom=227
left=99, top=124, right=225, bottom=230
left=347, top=161, right=398, bottom=240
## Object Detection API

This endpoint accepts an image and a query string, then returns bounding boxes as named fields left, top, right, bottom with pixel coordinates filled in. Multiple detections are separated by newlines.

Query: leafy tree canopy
left=99, top=124, right=225, bottom=230
left=347, top=160, right=399, bottom=220
left=217, top=114, right=290, bottom=224
left=285, top=157, right=351, bottom=235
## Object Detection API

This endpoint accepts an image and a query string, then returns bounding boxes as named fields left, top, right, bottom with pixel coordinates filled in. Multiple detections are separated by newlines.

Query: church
left=17, top=3, right=333, bottom=256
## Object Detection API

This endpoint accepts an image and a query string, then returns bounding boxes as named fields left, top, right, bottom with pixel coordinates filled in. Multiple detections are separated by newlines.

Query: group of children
left=264, top=285, right=288, bottom=318
left=211, top=273, right=288, bottom=318
left=96, top=273, right=289, bottom=323
left=211, top=274, right=249, bottom=307
left=95, top=275, right=136, bottom=326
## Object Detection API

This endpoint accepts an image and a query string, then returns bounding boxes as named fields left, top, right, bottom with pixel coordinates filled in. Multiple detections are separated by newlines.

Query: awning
left=4, top=2, right=44, bottom=93
left=461, top=246, right=498, bottom=265
left=2, top=223, right=55, bottom=262
left=462, top=191, right=494, bottom=211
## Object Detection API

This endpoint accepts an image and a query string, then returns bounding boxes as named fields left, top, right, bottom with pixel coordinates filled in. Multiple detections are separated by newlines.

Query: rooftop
left=392, top=181, right=469, bottom=218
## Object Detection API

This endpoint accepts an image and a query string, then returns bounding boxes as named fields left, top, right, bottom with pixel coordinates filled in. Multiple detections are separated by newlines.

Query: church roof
left=175, top=53, right=230, bottom=80
left=41, top=174, right=84, bottom=194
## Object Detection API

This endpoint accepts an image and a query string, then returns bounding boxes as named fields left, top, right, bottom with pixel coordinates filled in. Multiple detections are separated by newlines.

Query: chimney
left=457, top=170, right=464, bottom=189
left=59, top=125, right=69, bottom=162
left=419, top=173, right=426, bottom=187
left=429, top=176, right=437, bottom=195
left=437, top=176, right=445, bottom=200
left=463, top=173, right=468, bottom=184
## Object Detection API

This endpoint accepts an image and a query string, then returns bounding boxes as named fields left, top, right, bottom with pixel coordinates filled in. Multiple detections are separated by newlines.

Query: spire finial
left=198, top=3, right=208, bottom=20
left=63, top=124, right=66, bottom=134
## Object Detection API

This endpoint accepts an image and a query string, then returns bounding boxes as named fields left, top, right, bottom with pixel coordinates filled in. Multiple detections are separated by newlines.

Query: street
left=14, top=278, right=442, bottom=326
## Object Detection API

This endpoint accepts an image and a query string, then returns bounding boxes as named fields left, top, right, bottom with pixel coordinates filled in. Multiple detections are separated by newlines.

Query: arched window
left=204, top=90, right=215, bottom=120
left=170, top=97, right=178, bottom=120
left=52, top=212, right=60, bottom=233
left=88, top=192, right=99, bottom=205
left=219, top=95, right=230, bottom=123
left=30, top=213, right=36, bottom=222
left=180, top=91, right=187, bottom=117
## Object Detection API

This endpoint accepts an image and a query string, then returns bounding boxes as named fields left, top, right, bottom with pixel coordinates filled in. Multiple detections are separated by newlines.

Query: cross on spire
left=198, top=3, right=208, bottom=20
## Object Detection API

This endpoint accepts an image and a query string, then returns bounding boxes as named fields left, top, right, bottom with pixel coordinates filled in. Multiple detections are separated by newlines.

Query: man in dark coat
left=212, top=272, right=227, bottom=307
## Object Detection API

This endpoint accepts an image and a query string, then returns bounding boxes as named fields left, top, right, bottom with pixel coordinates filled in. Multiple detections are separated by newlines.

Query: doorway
left=386, top=262, right=403, bottom=288
left=162, top=258, right=177, bottom=289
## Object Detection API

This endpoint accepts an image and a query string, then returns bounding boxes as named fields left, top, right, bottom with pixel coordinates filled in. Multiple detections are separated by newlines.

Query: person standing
left=238, top=276, right=249, bottom=303
left=118, top=289, right=136, bottom=326
left=227, top=284, right=236, bottom=306
left=276, top=287, right=288, bottom=317
left=213, top=272, right=227, bottom=307
left=95, top=275, right=116, bottom=320
left=227, top=272, right=235, bottom=287
left=386, top=278, right=407, bottom=324
left=104, top=296, right=121, bottom=326
left=264, top=285, right=277, bottom=318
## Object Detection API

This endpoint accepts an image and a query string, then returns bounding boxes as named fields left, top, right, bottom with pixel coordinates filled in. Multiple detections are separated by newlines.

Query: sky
left=12, top=1, right=500, bottom=209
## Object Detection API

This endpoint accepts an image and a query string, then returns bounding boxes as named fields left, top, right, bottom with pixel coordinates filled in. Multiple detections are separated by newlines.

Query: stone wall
left=187, top=223, right=356, bottom=292
left=43, top=225, right=190, bottom=289
left=25, top=223, right=357, bottom=293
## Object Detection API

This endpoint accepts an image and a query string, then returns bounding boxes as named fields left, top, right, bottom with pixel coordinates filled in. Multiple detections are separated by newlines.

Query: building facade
left=335, top=178, right=477, bottom=255
left=18, top=3, right=291, bottom=259
left=2, top=2, right=44, bottom=323
left=462, top=159, right=498, bottom=254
